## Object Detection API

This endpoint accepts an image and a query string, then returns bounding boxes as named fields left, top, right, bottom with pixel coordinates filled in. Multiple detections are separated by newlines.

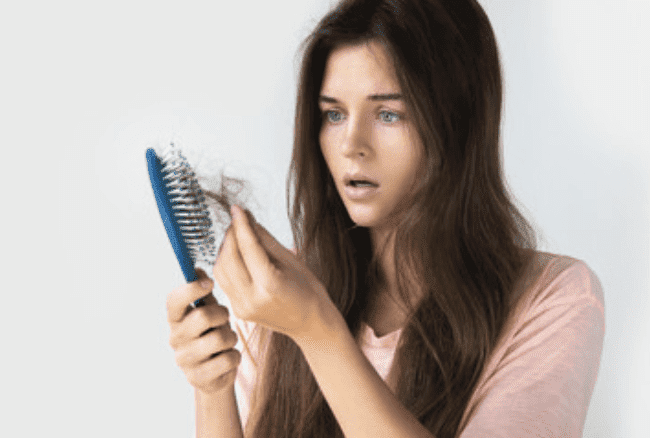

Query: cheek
left=319, top=130, right=328, bottom=159
left=387, top=148, right=424, bottom=193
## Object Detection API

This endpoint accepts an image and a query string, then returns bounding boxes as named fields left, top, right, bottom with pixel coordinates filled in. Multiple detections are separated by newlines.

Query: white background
left=1, top=1, right=648, bottom=437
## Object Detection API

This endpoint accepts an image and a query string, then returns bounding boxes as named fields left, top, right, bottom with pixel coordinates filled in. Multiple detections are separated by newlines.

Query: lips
left=343, top=172, right=379, bottom=187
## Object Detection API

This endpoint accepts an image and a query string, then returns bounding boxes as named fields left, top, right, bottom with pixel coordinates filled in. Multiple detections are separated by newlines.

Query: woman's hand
left=166, top=270, right=242, bottom=395
left=213, top=205, right=336, bottom=341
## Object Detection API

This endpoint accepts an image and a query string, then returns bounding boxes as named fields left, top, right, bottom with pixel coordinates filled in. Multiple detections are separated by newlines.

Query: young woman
left=166, top=1, right=605, bottom=437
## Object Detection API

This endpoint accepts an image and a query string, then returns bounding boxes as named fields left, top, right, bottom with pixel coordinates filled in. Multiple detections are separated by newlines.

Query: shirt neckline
left=359, top=321, right=403, bottom=348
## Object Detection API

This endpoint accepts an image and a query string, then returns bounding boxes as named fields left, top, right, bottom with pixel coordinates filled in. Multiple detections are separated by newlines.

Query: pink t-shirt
left=230, top=252, right=605, bottom=437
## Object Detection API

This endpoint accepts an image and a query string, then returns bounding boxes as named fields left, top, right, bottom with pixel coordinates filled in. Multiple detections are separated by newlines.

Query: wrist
left=195, top=385, right=244, bottom=438
left=196, top=383, right=235, bottom=399
left=293, top=297, right=347, bottom=352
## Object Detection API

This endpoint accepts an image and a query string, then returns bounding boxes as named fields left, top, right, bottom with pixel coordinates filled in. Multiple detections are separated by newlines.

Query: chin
left=345, top=205, right=384, bottom=228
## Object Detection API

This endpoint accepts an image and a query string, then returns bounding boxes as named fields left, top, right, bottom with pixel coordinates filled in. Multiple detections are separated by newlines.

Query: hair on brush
left=146, top=141, right=253, bottom=307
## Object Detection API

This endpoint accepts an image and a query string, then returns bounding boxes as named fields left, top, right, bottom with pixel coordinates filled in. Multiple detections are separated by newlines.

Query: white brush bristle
left=160, top=142, right=217, bottom=267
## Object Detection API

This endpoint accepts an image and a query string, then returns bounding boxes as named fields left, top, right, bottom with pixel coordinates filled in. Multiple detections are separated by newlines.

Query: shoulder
left=523, top=251, right=605, bottom=316
left=457, top=252, right=606, bottom=436
left=502, top=251, right=606, bottom=372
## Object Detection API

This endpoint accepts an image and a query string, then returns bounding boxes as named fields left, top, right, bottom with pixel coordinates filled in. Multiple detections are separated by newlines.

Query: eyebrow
left=318, top=93, right=403, bottom=104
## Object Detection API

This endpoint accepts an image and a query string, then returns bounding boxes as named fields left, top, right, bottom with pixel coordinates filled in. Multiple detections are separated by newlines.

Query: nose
left=340, top=114, right=371, bottom=159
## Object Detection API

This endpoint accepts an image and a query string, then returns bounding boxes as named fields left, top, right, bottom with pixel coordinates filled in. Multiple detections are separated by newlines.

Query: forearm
left=294, top=304, right=435, bottom=438
left=195, top=386, right=244, bottom=438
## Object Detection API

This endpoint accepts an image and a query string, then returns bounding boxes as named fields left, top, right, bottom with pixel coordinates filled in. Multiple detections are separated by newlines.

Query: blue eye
left=323, top=110, right=343, bottom=123
left=380, top=111, right=400, bottom=123
left=321, top=110, right=401, bottom=124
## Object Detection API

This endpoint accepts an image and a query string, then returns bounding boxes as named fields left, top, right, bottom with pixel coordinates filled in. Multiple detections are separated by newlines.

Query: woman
left=166, top=0, right=605, bottom=437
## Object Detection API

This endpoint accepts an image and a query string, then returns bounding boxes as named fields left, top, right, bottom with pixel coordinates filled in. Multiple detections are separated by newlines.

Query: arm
left=195, top=386, right=244, bottom=438
left=294, top=301, right=436, bottom=438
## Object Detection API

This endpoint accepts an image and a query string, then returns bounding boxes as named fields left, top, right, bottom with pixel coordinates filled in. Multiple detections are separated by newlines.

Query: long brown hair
left=206, top=0, right=543, bottom=436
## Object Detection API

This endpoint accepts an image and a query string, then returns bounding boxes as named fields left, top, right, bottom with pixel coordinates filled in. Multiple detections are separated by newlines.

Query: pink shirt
left=231, top=253, right=605, bottom=437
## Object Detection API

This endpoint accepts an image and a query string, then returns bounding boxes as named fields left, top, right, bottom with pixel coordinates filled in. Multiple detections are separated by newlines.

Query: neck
left=367, top=227, right=408, bottom=317
left=370, top=226, right=397, bottom=291
left=368, top=226, right=423, bottom=319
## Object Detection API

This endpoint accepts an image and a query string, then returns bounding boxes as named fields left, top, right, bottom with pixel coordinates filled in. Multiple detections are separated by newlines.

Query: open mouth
left=348, top=180, right=379, bottom=188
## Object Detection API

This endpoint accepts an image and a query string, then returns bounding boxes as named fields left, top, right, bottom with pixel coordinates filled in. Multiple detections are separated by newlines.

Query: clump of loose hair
left=205, top=1, right=545, bottom=437
left=196, top=169, right=258, bottom=234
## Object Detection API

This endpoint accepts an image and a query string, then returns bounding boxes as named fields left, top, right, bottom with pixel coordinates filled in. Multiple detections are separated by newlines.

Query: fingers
left=185, top=349, right=242, bottom=391
left=174, top=324, right=239, bottom=368
left=166, top=266, right=244, bottom=394
left=166, top=270, right=214, bottom=324
left=213, top=223, right=251, bottom=294
left=230, top=205, right=273, bottom=283
left=169, top=302, right=231, bottom=350
left=250, top=221, right=286, bottom=269
left=172, top=320, right=242, bottom=394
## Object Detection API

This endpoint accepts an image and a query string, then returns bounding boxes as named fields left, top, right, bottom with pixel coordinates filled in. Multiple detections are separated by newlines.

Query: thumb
left=195, top=268, right=214, bottom=290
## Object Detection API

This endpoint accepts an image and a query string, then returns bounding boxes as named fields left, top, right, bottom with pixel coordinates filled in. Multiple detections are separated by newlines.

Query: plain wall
left=1, top=0, right=647, bottom=437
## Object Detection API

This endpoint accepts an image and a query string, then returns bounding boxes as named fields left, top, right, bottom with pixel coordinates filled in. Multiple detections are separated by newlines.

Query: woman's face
left=319, top=41, right=424, bottom=237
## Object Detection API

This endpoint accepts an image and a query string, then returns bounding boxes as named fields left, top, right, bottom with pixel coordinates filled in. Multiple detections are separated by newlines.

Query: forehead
left=321, top=41, right=399, bottom=93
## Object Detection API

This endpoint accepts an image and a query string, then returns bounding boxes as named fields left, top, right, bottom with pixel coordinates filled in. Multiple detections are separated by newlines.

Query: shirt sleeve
left=458, top=259, right=606, bottom=438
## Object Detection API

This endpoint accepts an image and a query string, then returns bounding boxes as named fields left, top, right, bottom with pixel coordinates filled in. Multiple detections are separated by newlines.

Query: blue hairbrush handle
left=146, top=148, right=209, bottom=308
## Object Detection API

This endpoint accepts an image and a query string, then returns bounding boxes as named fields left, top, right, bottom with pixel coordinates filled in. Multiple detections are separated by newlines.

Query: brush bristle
left=159, top=142, right=217, bottom=266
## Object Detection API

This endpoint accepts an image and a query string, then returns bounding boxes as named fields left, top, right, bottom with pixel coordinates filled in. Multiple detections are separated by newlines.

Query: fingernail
left=231, top=204, right=241, bottom=219
left=200, top=279, right=213, bottom=290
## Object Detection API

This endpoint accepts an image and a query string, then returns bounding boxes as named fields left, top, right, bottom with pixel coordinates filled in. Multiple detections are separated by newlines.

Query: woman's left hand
left=213, top=205, right=336, bottom=341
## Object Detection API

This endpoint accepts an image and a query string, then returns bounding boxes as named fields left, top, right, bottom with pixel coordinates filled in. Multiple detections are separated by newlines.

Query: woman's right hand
left=167, top=269, right=242, bottom=395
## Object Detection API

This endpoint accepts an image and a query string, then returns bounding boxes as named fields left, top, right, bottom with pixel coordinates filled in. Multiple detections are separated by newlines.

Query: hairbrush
left=146, top=142, right=220, bottom=308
